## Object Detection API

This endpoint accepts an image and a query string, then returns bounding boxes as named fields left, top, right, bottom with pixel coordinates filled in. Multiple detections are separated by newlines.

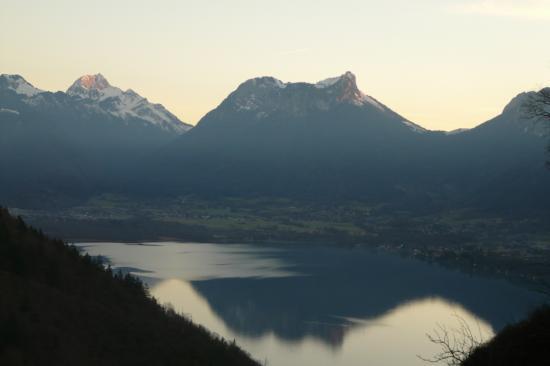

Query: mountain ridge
left=0, top=73, right=191, bottom=207
left=66, top=73, right=191, bottom=134
left=210, top=71, right=426, bottom=133
left=0, top=74, right=44, bottom=97
left=1, top=71, right=548, bottom=210
left=0, top=73, right=191, bottom=134
left=3, top=71, right=547, bottom=134
left=139, top=72, right=549, bottom=209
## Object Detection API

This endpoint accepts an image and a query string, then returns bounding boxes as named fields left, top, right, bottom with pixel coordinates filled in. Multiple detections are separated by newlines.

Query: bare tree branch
left=418, top=314, right=486, bottom=366
left=524, top=88, right=550, bottom=120
left=523, top=88, right=550, bottom=168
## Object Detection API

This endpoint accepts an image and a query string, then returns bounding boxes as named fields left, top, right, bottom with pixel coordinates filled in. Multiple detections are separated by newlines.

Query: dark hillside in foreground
left=463, top=306, right=550, bottom=366
left=0, top=207, right=259, bottom=366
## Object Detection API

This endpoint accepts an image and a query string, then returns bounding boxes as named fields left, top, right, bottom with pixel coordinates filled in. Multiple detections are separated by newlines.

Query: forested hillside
left=0, top=207, right=259, bottom=366
left=463, top=306, right=550, bottom=366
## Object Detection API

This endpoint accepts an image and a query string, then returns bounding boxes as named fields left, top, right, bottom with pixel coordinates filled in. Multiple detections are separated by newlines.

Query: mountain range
left=144, top=72, right=550, bottom=211
left=0, top=73, right=190, bottom=206
left=0, top=72, right=548, bottom=213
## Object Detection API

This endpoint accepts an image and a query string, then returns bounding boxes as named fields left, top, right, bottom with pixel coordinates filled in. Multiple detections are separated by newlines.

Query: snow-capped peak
left=315, top=71, right=356, bottom=89
left=240, top=76, right=288, bottom=89
left=73, top=73, right=110, bottom=90
left=0, top=74, right=44, bottom=97
left=232, top=71, right=385, bottom=111
left=66, top=73, right=191, bottom=134
left=67, top=73, right=121, bottom=100
left=226, top=71, right=425, bottom=132
left=314, top=71, right=386, bottom=110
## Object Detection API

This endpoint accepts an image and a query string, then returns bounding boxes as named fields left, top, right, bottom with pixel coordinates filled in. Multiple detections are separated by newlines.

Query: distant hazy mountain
left=0, top=73, right=190, bottom=206
left=436, top=90, right=550, bottom=210
left=1, top=71, right=548, bottom=212
left=146, top=72, right=549, bottom=211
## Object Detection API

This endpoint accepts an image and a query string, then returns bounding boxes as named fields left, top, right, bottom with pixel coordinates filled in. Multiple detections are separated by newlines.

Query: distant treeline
left=0, top=207, right=259, bottom=366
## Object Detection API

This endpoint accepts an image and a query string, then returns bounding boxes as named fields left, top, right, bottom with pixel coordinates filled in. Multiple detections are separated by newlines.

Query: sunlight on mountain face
left=76, top=74, right=110, bottom=90
left=151, top=278, right=494, bottom=366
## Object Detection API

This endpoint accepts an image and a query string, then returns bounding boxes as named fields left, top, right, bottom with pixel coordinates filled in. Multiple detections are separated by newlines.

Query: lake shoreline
left=73, top=235, right=550, bottom=299
left=78, top=240, right=549, bottom=366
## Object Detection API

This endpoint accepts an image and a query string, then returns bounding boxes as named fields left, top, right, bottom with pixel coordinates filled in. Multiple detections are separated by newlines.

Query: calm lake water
left=77, top=242, right=548, bottom=366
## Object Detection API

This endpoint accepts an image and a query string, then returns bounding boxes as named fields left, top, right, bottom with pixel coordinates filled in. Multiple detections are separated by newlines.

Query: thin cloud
left=452, top=0, right=550, bottom=20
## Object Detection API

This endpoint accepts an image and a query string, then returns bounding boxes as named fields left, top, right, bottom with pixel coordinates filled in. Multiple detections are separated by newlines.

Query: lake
left=77, top=242, right=548, bottom=366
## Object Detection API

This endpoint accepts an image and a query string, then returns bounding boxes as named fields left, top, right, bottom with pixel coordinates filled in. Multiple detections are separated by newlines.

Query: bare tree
left=418, top=315, right=486, bottom=366
left=524, top=88, right=550, bottom=168
left=526, top=88, right=550, bottom=120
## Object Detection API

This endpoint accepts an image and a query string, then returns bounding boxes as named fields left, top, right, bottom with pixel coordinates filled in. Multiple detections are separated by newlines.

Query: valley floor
left=10, top=194, right=550, bottom=293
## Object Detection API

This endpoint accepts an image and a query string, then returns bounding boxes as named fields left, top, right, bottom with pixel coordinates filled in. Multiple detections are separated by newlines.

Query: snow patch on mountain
left=0, top=74, right=44, bottom=97
left=273, top=79, right=287, bottom=89
left=445, top=128, right=469, bottom=135
left=67, top=74, right=191, bottom=134
left=0, top=108, right=20, bottom=115
left=315, top=75, right=344, bottom=89
left=314, top=71, right=355, bottom=89
left=401, top=120, right=426, bottom=133
left=359, top=94, right=383, bottom=110
left=309, top=71, right=387, bottom=110
left=229, top=71, right=427, bottom=133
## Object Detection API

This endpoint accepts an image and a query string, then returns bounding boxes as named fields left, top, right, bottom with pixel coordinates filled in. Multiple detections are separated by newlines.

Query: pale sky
left=1, top=0, right=550, bottom=130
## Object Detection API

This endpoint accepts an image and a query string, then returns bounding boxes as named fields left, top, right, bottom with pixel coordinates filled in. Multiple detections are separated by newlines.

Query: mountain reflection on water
left=78, top=242, right=548, bottom=366
left=188, top=245, right=544, bottom=347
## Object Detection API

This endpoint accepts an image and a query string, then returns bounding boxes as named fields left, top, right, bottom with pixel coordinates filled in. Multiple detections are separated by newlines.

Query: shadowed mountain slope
left=144, top=73, right=549, bottom=212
